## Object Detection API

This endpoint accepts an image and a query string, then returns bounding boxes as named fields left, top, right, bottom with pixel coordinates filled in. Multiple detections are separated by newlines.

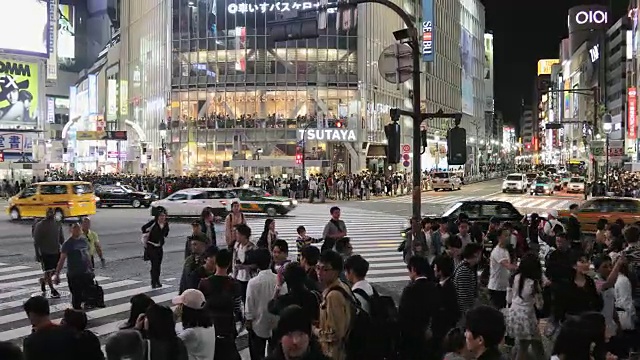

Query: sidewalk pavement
left=303, top=174, right=506, bottom=203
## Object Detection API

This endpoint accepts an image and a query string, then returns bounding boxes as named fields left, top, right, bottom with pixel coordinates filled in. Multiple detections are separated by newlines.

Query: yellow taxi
left=6, top=181, right=97, bottom=221
left=558, top=197, right=640, bottom=233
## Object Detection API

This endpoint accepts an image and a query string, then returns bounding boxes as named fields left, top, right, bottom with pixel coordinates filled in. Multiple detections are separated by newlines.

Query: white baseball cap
left=172, top=289, right=206, bottom=310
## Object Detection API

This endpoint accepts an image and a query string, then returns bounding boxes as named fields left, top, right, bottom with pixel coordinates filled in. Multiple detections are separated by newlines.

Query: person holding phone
left=142, top=211, right=170, bottom=288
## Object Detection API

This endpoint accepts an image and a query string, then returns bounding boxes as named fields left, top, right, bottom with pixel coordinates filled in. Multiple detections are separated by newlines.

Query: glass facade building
left=113, top=0, right=475, bottom=176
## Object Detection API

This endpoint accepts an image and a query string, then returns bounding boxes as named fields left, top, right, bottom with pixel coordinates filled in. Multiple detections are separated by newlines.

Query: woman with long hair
left=135, top=304, right=188, bottom=360
left=224, top=201, right=246, bottom=249
left=173, top=289, right=215, bottom=360
left=505, top=252, right=545, bottom=360
left=257, top=218, right=277, bottom=249
left=120, top=293, right=155, bottom=330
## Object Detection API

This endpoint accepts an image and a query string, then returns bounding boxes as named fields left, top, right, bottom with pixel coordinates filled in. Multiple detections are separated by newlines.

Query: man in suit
left=398, top=255, right=439, bottom=360
left=431, top=255, right=460, bottom=359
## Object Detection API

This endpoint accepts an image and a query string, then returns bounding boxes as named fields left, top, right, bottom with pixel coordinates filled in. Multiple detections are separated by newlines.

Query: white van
left=502, top=173, right=527, bottom=194
left=431, top=172, right=462, bottom=191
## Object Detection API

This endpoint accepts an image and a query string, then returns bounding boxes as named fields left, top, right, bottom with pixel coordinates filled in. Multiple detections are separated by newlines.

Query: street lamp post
left=159, top=121, right=167, bottom=198
left=300, top=121, right=314, bottom=179
left=602, top=113, right=612, bottom=192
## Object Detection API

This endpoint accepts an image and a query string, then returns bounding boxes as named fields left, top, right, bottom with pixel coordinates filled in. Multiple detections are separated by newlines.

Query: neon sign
left=227, top=2, right=337, bottom=14
left=575, top=10, right=608, bottom=25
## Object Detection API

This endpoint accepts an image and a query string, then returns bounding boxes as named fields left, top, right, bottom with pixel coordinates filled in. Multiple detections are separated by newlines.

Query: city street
left=0, top=179, right=585, bottom=354
left=332, top=178, right=585, bottom=217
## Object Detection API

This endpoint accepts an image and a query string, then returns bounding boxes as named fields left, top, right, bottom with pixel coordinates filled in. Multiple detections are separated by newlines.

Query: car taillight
left=67, top=201, right=74, bottom=206
left=265, top=193, right=271, bottom=196
left=220, top=201, right=227, bottom=206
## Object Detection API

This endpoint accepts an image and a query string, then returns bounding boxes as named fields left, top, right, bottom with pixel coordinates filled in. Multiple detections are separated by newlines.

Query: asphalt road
left=330, top=179, right=584, bottom=218
left=0, top=179, right=585, bottom=356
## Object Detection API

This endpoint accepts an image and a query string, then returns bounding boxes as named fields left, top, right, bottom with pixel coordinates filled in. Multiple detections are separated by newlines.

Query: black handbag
left=84, top=280, right=106, bottom=308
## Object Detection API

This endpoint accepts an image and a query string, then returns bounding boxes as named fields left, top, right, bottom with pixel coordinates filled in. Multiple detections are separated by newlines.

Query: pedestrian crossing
left=242, top=204, right=410, bottom=284
left=0, top=260, right=251, bottom=358
left=366, top=193, right=582, bottom=212
left=0, top=204, right=407, bottom=358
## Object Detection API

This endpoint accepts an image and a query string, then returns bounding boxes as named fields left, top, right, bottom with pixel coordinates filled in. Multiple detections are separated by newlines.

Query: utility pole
left=269, top=0, right=423, bottom=220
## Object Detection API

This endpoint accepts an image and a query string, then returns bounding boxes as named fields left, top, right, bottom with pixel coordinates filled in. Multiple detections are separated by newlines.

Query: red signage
left=628, top=87, right=637, bottom=139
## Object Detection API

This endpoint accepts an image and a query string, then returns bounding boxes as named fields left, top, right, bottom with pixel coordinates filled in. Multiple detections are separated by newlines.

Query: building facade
left=58, top=0, right=482, bottom=176
left=604, top=16, right=628, bottom=144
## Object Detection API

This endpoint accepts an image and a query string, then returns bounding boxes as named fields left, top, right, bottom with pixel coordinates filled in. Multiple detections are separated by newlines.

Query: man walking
left=54, top=223, right=94, bottom=310
left=33, top=208, right=65, bottom=298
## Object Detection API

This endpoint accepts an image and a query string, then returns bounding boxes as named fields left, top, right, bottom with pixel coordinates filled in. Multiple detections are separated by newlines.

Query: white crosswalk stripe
left=1, top=204, right=407, bottom=359
left=363, top=193, right=581, bottom=212
left=242, top=204, right=410, bottom=284
left=2, top=267, right=256, bottom=358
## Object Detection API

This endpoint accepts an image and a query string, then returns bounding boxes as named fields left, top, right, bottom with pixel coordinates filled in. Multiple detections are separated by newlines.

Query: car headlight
left=95, top=196, right=100, bottom=202
left=291, top=200, right=298, bottom=205
left=144, top=194, right=151, bottom=199
left=282, top=201, right=291, bottom=206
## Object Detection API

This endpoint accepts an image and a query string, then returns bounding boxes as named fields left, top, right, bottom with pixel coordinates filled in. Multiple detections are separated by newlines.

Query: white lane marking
left=0, top=287, right=176, bottom=342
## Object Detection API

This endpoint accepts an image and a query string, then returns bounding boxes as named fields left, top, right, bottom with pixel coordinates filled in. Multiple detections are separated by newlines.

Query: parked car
left=95, top=184, right=157, bottom=208
left=150, top=188, right=239, bottom=217
left=431, top=172, right=462, bottom=191
left=502, top=173, right=527, bottom=193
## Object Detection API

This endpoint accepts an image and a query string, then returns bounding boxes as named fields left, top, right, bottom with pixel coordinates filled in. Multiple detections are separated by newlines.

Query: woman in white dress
left=505, top=253, right=545, bottom=360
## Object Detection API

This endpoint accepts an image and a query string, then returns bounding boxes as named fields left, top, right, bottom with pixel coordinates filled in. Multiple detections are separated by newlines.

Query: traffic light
left=384, top=122, right=401, bottom=164
left=447, top=127, right=467, bottom=166
left=295, top=147, right=303, bottom=165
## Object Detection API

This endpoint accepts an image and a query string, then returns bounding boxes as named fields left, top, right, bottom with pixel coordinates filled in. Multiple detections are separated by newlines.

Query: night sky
left=480, top=0, right=627, bottom=128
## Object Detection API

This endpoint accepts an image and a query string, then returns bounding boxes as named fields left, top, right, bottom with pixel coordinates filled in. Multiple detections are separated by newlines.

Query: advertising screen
left=628, top=87, right=637, bottom=140
left=460, top=27, right=474, bottom=115
left=58, top=4, right=75, bottom=59
left=537, top=59, right=559, bottom=75
left=0, top=0, right=50, bottom=58
left=0, top=60, right=39, bottom=126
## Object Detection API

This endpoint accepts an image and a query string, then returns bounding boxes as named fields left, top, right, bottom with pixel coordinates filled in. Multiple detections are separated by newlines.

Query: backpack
left=352, top=287, right=400, bottom=360
left=327, top=286, right=374, bottom=360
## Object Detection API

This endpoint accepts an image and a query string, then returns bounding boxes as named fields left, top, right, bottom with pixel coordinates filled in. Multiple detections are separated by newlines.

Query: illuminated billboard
left=537, top=59, right=559, bottom=75
left=484, top=34, right=494, bottom=112
left=58, top=5, right=75, bottom=59
left=0, top=59, right=39, bottom=126
left=0, top=0, right=50, bottom=58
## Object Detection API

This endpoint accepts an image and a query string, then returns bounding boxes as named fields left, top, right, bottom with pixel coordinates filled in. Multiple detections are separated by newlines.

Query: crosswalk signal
left=295, top=147, right=303, bottom=165
left=384, top=122, right=401, bottom=164
left=447, top=126, right=467, bottom=166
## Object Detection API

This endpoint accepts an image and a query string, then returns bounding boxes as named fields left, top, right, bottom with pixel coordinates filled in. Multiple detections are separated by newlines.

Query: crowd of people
left=9, top=192, right=640, bottom=360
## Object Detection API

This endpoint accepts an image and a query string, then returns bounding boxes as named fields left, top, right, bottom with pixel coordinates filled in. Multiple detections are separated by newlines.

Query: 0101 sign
left=575, top=10, right=608, bottom=25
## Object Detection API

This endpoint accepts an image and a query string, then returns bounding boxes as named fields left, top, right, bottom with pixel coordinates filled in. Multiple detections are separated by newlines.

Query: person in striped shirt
left=453, top=242, right=483, bottom=318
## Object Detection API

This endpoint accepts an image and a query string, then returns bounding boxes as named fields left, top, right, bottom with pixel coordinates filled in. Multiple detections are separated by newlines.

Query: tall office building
left=59, top=0, right=482, bottom=176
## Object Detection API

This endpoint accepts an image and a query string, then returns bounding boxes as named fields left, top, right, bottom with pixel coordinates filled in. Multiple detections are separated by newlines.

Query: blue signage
left=422, top=0, right=434, bottom=62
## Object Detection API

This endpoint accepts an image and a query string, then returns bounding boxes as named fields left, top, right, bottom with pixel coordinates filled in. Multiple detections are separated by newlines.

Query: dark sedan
left=401, top=200, right=525, bottom=236
left=95, top=184, right=157, bottom=208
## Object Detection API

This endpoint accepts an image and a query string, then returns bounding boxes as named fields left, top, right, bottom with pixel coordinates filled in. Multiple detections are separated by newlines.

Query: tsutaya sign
left=228, top=2, right=337, bottom=14
left=297, top=129, right=357, bottom=142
